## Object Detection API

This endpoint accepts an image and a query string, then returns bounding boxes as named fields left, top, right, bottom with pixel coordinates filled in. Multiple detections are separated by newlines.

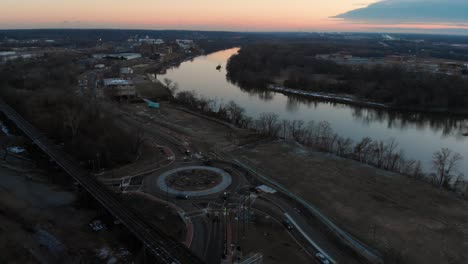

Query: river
left=158, top=48, right=468, bottom=177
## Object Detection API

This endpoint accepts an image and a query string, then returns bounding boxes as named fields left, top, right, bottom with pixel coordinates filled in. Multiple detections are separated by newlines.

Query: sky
left=1, top=0, right=468, bottom=34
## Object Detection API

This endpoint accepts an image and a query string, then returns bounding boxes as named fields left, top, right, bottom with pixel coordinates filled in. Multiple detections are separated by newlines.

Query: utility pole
left=242, top=205, right=246, bottom=237
left=247, top=194, right=251, bottom=230
left=224, top=207, right=228, bottom=258
left=96, top=153, right=101, bottom=173
left=91, top=160, right=95, bottom=173
left=143, top=243, right=147, bottom=264
left=235, top=214, right=239, bottom=244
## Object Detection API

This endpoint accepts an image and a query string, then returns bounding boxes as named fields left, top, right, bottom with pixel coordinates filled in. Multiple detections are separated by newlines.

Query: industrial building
left=92, top=53, right=142, bottom=60
left=103, top=78, right=136, bottom=97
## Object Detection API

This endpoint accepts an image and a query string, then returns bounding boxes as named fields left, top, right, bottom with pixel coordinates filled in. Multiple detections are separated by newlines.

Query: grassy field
left=234, top=141, right=468, bottom=264
left=238, top=209, right=310, bottom=264
left=135, top=82, right=171, bottom=99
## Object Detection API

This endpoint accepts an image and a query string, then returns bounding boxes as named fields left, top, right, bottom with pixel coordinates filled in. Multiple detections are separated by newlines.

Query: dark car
left=176, top=194, right=189, bottom=200
left=282, top=219, right=294, bottom=230
left=315, top=253, right=330, bottom=264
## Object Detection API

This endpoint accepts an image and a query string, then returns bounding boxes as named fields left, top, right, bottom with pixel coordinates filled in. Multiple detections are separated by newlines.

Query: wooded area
left=227, top=43, right=468, bottom=112
left=0, top=54, right=140, bottom=170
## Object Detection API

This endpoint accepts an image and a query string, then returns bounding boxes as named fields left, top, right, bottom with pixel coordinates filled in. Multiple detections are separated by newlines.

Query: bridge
left=0, top=99, right=204, bottom=264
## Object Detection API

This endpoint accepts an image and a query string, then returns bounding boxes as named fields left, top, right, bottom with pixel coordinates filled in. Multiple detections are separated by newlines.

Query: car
left=282, top=219, right=294, bottom=230
left=176, top=194, right=189, bottom=200
left=315, top=253, right=330, bottom=264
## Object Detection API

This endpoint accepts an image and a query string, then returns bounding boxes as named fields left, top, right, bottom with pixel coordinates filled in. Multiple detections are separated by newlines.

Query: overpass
left=0, top=99, right=204, bottom=264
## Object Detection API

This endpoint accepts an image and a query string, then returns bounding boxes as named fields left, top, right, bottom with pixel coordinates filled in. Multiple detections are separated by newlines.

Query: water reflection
left=157, top=47, right=468, bottom=176
left=247, top=90, right=468, bottom=137
left=286, top=97, right=300, bottom=113
left=350, top=107, right=467, bottom=138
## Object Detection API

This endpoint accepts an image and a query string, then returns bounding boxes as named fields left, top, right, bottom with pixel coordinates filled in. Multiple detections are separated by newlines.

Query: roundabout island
left=156, top=166, right=232, bottom=197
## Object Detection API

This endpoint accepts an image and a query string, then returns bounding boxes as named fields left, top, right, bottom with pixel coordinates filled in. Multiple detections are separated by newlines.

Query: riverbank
left=227, top=44, right=468, bottom=116
left=157, top=48, right=468, bottom=176
left=268, top=85, right=468, bottom=116
left=268, top=85, right=388, bottom=109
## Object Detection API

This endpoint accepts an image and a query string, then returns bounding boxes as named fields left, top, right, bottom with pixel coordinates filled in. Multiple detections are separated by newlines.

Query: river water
left=158, top=48, right=468, bottom=177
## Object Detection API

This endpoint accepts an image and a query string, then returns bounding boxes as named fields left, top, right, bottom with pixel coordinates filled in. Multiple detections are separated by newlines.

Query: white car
left=315, top=253, right=330, bottom=264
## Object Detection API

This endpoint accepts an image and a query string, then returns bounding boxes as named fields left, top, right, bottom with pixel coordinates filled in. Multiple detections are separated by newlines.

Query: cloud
left=334, top=0, right=468, bottom=24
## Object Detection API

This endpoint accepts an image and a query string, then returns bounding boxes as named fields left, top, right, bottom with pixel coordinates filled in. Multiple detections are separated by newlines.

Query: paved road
left=113, top=102, right=379, bottom=264
left=0, top=99, right=204, bottom=264
left=254, top=196, right=361, bottom=264
left=204, top=216, right=225, bottom=264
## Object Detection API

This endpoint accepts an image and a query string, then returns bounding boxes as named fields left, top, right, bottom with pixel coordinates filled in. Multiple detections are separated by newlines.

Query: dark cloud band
left=334, top=0, right=468, bottom=24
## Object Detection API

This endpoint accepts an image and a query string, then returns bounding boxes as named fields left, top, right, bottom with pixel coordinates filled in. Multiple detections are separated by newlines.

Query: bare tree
left=413, top=160, right=424, bottom=179
left=432, top=148, right=463, bottom=187
left=132, top=127, right=146, bottom=157
left=63, top=103, right=85, bottom=141
left=373, top=140, right=387, bottom=168
left=241, top=116, right=253, bottom=129
left=290, top=120, right=305, bottom=141
left=354, top=137, right=373, bottom=163
left=169, top=82, right=179, bottom=97
left=382, top=138, right=399, bottom=170
left=163, top=78, right=172, bottom=88
left=336, top=137, right=353, bottom=156
left=256, top=113, right=280, bottom=137
left=164, top=78, right=179, bottom=97
left=314, top=121, right=333, bottom=150
left=281, top=120, right=290, bottom=139
left=225, top=101, right=245, bottom=126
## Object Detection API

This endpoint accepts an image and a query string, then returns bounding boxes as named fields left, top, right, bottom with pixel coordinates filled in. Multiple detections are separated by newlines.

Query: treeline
left=227, top=44, right=468, bottom=112
left=173, top=90, right=467, bottom=196
left=0, top=54, right=141, bottom=170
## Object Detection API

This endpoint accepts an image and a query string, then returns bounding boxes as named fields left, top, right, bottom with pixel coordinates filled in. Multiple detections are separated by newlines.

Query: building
left=176, top=39, right=194, bottom=50
left=0, top=51, right=16, bottom=63
left=0, top=51, right=39, bottom=63
left=103, top=78, right=136, bottom=97
left=120, top=67, right=134, bottom=75
left=138, top=36, right=164, bottom=45
left=92, top=53, right=142, bottom=60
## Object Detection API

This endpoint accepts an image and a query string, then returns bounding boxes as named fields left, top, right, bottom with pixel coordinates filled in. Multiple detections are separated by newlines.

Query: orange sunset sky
left=1, top=0, right=467, bottom=33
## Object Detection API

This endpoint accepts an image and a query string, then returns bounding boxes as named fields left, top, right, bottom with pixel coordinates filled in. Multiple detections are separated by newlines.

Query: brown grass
left=238, top=210, right=310, bottom=264
left=234, top=141, right=468, bottom=264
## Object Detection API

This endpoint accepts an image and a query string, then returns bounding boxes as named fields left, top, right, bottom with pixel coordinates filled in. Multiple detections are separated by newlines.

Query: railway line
left=0, top=99, right=204, bottom=264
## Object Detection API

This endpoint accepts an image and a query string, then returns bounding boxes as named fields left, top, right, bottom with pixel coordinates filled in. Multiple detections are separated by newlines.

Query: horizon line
left=1, top=27, right=468, bottom=37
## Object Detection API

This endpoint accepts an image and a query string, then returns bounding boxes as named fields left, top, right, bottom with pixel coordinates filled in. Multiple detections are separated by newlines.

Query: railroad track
left=0, top=99, right=204, bottom=264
